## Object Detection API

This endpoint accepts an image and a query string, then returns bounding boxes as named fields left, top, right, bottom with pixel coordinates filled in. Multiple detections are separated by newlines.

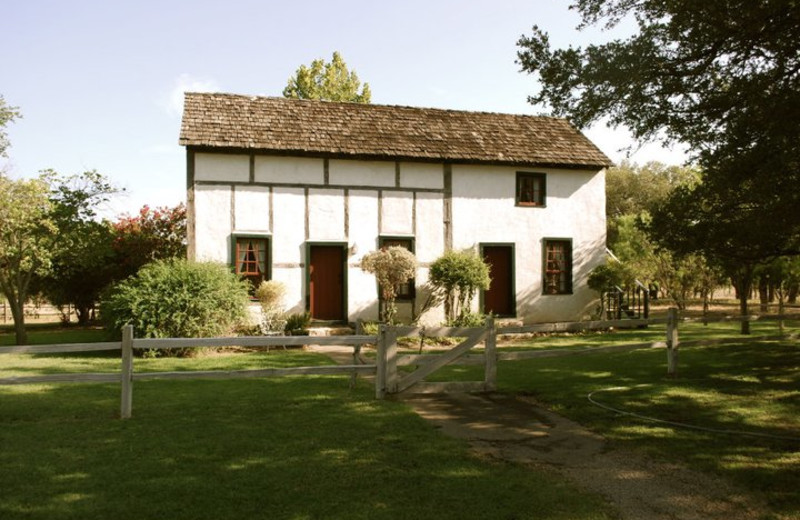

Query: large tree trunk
left=76, top=305, right=92, bottom=326
left=758, top=276, right=769, bottom=312
left=8, top=297, right=28, bottom=345
left=733, top=265, right=754, bottom=335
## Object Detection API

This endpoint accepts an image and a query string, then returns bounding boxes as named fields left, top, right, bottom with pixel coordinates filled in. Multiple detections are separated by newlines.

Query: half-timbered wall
left=188, top=150, right=605, bottom=324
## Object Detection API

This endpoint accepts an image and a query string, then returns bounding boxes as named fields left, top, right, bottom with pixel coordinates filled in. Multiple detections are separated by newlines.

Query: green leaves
left=283, top=51, right=372, bottom=103
left=101, top=259, right=250, bottom=344
left=429, top=250, right=490, bottom=323
left=360, top=246, right=417, bottom=323
left=0, top=95, right=21, bottom=157
left=0, top=174, right=56, bottom=344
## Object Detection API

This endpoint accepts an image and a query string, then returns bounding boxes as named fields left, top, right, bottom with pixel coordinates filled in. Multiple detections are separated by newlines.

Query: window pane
left=235, top=239, right=268, bottom=291
left=544, top=240, right=571, bottom=294
left=517, top=173, right=545, bottom=206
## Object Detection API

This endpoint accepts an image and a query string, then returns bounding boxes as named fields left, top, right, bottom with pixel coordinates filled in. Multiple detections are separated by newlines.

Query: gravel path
left=403, top=392, right=765, bottom=520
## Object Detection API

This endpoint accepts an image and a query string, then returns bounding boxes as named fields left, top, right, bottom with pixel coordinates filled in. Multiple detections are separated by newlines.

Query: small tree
left=360, top=246, right=417, bottom=324
left=0, top=174, right=57, bottom=345
left=101, top=259, right=249, bottom=354
left=35, top=170, right=119, bottom=325
left=283, top=51, right=372, bottom=103
left=111, top=203, right=187, bottom=280
left=429, top=250, right=491, bottom=324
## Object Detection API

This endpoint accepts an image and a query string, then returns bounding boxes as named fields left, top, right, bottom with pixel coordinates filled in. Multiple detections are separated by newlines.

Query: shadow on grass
left=0, top=377, right=615, bottom=520
left=483, top=340, right=800, bottom=518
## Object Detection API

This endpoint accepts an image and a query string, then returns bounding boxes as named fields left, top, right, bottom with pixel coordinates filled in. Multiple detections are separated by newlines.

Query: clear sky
left=2, top=0, right=686, bottom=217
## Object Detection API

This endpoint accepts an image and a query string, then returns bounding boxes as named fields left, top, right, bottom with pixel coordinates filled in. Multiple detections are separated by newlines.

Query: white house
left=179, top=93, right=611, bottom=325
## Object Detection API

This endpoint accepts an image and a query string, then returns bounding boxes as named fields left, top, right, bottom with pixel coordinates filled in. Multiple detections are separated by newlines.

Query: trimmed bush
left=360, top=246, right=417, bottom=323
left=429, top=250, right=490, bottom=323
left=101, top=259, right=250, bottom=345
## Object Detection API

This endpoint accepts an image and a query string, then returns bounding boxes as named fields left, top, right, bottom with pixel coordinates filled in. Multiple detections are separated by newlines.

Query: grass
left=436, top=320, right=800, bottom=519
left=0, top=329, right=615, bottom=520
left=3, top=319, right=798, bottom=518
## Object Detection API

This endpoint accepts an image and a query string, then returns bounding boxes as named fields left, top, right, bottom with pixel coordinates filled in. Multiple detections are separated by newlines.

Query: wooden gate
left=375, top=319, right=497, bottom=398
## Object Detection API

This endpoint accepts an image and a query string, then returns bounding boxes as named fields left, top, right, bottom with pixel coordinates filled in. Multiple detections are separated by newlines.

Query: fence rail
left=2, top=311, right=798, bottom=419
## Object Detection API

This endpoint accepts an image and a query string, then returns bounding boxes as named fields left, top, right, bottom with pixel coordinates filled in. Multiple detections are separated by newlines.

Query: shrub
left=587, top=260, right=637, bottom=293
left=429, top=250, right=490, bottom=323
left=360, top=246, right=417, bottom=324
left=101, top=259, right=250, bottom=350
left=254, top=280, right=287, bottom=334
left=284, top=312, right=311, bottom=335
left=448, top=311, right=490, bottom=328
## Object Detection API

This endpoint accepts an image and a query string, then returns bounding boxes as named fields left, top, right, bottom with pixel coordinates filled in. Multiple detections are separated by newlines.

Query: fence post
left=376, top=325, right=387, bottom=399
left=120, top=325, right=134, bottom=419
left=666, top=308, right=679, bottom=377
left=484, top=317, right=497, bottom=391
left=386, top=326, right=398, bottom=394
left=350, top=343, right=362, bottom=390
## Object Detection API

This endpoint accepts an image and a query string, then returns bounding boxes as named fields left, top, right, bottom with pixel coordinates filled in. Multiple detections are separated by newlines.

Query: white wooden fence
left=1, top=311, right=797, bottom=419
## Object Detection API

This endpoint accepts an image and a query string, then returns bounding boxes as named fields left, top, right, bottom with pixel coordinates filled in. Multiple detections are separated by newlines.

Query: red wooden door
left=483, top=246, right=514, bottom=316
left=309, top=245, right=345, bottom=321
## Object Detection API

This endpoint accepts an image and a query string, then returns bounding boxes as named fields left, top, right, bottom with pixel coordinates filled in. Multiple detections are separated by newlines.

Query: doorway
left=308, top=244, right=346, bottom=321
left=482, top=244, right=515, bottom=317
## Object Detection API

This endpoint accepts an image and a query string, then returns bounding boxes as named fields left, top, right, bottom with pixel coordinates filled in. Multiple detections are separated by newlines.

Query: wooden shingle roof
left=179, top=92, right=612, bottom=169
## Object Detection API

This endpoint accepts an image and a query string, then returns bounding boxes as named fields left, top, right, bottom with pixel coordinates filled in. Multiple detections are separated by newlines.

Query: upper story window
left=232, top=235, right=270, bottom=293
left=543, top=239, right=572, bottom=295
left=379, top=236, right=415, bottom=300
left=516, top=172, right=546, bottom=207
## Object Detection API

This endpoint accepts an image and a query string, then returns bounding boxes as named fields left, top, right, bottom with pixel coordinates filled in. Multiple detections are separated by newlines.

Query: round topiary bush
left=101, top=258, right=250, bottom=344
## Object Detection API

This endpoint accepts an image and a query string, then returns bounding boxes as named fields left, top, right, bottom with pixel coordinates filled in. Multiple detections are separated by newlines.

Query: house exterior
left=179, top=92, right=612, bottom=325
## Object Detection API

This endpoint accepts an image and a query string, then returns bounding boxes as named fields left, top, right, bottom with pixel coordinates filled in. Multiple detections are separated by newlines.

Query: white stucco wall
left=329, top=160, right=395, bottom=187
left=233, top=185, right=270, bottom=232
left=451, top=165, right=606, bottom=322
left=195, top=153, right=249, bottom=182
left=308, top=189, right=345, bottom=241
left=380, top=191, right=414, bottom=235
left=348, top=190, right=380, bottom=321
left=190, top=153, right=605, bottom=325
left=255, top=156, right=324, bottom=185
left=400, top=162, right=443, bottom=190
left=194, top=185, right=231, bottom=263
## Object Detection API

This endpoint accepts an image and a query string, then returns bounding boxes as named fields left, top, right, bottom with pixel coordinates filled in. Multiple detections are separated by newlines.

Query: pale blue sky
left=2, top=0, right=685, bottom=217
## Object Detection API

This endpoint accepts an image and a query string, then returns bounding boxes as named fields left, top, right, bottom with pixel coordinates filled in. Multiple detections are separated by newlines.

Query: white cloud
left=162, top=74, right=220, bottom=117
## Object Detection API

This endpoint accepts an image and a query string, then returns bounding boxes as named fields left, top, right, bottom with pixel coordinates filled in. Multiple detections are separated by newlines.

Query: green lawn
left=438, top=322, right=800, bottom=519
left=3, top=322, right=798, bottom=519
left=0, top=331, right=614, bottom=520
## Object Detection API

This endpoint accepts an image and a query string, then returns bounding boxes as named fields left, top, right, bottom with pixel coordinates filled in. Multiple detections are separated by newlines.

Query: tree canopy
left=34, top=170, right=119, bottom=325
left=0, top=174, right=57, bottom=344
left=283, top=51, right=372, bottom=103
left=517, top=1, right=800, bottom=150
left=0, top=95, right=21, bottom=158
left=518, top=1, right=800, bottom=328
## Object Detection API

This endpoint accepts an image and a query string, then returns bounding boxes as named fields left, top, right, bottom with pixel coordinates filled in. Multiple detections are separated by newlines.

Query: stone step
left=307, top=326, right=356, bottom=337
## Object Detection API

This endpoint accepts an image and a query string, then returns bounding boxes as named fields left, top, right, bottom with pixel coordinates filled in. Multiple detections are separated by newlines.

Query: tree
left=519, top=1, right=800, bottom=330
left=34, top=171, right=118, bottom=325
left=283, top=51, right=372, bottom=103
left=360, top=246, right=417, bottom=324
left=111, top=203, right=187, bottom=280
left=517, top=1, right=800, bottom=151
left=0, top=95, right=21, bottom=157
left=0, top=174, right=57, bottom=344
left=429, top=250, right=491, bottom=324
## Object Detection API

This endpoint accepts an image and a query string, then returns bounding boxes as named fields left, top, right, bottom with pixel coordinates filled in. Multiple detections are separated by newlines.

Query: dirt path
left=403, top=392, right=765, bottom=520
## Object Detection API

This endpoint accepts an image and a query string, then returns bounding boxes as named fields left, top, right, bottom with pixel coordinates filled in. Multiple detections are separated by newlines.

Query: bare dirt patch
left=403, top=392, right=765, bottom=520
